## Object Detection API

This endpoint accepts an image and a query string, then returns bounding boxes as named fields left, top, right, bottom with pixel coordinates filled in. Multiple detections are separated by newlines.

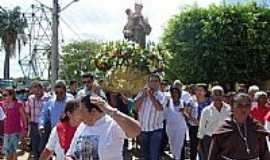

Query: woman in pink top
left=1, top=88, right=27, bottom=160
left=250, top=91, right=270, bottom=124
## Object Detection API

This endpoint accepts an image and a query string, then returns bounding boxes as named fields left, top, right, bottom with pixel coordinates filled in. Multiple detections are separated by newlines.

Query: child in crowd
left=39, top=100, right=81, bottom=160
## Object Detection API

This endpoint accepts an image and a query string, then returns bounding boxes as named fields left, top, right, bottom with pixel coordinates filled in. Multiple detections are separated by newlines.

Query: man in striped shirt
left=25, top=81, right=50, bottom=159
left=135, top=73, right=166, bottom=160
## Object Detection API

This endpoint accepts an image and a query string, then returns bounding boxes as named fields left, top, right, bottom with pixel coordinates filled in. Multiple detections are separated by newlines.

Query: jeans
left=3, top=133, right=20, bottom=156
left=141, top=129, right=163, bottom=160
left=188, top=125, right=199, bottom=160
left=29, top=122, right=41, bottom=157
left=38, top=122, right=51, bottom=154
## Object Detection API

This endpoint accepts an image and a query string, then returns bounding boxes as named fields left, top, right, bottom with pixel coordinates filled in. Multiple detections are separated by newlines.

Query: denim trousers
left=188, top=125, right=199, bottom=160
left=3, top=133, right=20, bottom=156
left=141, top=129, right=163, bottom=160
left=29, top=122, right=41, bottom=157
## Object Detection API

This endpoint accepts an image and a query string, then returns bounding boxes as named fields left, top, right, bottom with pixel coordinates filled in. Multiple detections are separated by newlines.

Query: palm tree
left=0, top=6, right=27, bottom=79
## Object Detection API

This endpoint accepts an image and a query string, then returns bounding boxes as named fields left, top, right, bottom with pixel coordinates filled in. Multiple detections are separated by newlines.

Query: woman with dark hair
left=40, top=100, right=81, bottom=160
left=0, top=88, right=27, bottom=160
left=66, top=95, right=141, bottom=160
left=164, top=86, right=187, bottom=160
left=188, top=83, right=211, bottom=160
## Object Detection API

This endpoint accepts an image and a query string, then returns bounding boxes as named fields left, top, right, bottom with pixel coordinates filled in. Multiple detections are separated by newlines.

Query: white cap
left=211, top=85, right=224, bottom=96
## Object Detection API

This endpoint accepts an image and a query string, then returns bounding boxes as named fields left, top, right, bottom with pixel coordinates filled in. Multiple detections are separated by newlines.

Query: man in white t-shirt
left=67, top=116, right=126, bottom=160
left=135, top=73, right=166, bottom=160
left=66, top=94, right=141, bottom=160
left=197, top=86, right=231, bottom=160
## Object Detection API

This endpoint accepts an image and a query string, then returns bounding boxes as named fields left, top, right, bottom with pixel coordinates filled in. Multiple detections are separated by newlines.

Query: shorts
left=2, top=133, right=20, bottom=156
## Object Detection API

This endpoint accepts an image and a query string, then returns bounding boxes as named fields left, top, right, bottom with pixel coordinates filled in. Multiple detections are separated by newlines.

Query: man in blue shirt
left=38, top=80, right=74, bottom=153
left=77, top=72, right=106, bottom=100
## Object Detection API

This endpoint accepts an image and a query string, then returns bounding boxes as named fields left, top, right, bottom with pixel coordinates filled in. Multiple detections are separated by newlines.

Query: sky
left=0, top=0, right=220, bottom=79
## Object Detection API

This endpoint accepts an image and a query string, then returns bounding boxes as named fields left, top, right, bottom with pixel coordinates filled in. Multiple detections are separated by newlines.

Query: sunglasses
left=82, top=80, right=93, bottom=84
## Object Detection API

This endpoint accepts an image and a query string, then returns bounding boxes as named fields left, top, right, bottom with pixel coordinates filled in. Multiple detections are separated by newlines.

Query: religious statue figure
left=123, top=3, right=151, bottom=48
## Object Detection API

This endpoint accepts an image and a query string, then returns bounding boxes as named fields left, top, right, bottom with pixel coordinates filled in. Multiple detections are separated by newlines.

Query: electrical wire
left=60, top=16, right=83, bottom=41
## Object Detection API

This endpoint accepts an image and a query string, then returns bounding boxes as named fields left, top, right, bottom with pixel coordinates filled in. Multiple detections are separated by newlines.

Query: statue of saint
left=123, top=3, right=151, bottom=48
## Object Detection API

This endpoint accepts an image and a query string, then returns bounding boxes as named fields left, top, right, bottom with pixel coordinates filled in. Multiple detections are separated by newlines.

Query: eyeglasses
left=82, top=80, right=93, bottom=84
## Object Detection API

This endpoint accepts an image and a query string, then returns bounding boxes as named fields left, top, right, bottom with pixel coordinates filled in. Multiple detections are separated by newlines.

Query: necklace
left=234, top=119, right=250, bottom=155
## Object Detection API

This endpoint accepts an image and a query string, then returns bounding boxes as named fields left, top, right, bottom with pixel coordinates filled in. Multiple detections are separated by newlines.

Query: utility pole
left=51, top=0, right=59, bottom=84
left=50, top=0, right=79, bottom=84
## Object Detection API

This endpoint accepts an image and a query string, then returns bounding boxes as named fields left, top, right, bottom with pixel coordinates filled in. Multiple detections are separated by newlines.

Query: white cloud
left=0, top=0, right=219, bottom=78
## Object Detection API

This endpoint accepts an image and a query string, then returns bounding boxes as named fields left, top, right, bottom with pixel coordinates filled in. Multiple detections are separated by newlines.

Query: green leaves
left=60, top=40, right=103, bottom=80
left=162, top=3, right=270, bottom=84
left=0, top=6, right=28, bottom=79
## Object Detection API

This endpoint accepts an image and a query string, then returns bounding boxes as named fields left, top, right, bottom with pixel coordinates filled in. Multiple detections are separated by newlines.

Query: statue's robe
left=123, top=14, right=151, bottom=48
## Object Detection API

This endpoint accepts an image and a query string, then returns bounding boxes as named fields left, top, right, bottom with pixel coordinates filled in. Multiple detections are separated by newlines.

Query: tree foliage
left=162, top=3, right=270, bottom=84
left=0, top=6, right=27, bottom=79
left=60, top=40, right=103, bottom=80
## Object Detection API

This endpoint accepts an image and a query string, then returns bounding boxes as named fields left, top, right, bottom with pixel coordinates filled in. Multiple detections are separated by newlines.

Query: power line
left=33, top=0, right=52, bottom=10
left=60, top=16, right=83, bottom=41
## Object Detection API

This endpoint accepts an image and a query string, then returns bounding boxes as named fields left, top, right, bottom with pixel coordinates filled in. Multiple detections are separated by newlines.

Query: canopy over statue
left=123, top=2, right=151, bottom=48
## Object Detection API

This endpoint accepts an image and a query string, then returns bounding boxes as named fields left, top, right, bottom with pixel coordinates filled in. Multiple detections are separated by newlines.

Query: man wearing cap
left=208, top=93, right=270, bottom=160
left=38, top=80, right=74, bottom=152
left=197, top=85, right=231, bottom=160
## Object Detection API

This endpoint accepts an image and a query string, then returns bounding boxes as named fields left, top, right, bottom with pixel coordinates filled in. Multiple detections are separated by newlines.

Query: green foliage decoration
left=162, top=3, right=270, bottom=84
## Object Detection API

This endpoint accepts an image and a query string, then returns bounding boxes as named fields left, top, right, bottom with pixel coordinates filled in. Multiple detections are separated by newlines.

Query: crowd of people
left=0, top=72, right=269, bottom=160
